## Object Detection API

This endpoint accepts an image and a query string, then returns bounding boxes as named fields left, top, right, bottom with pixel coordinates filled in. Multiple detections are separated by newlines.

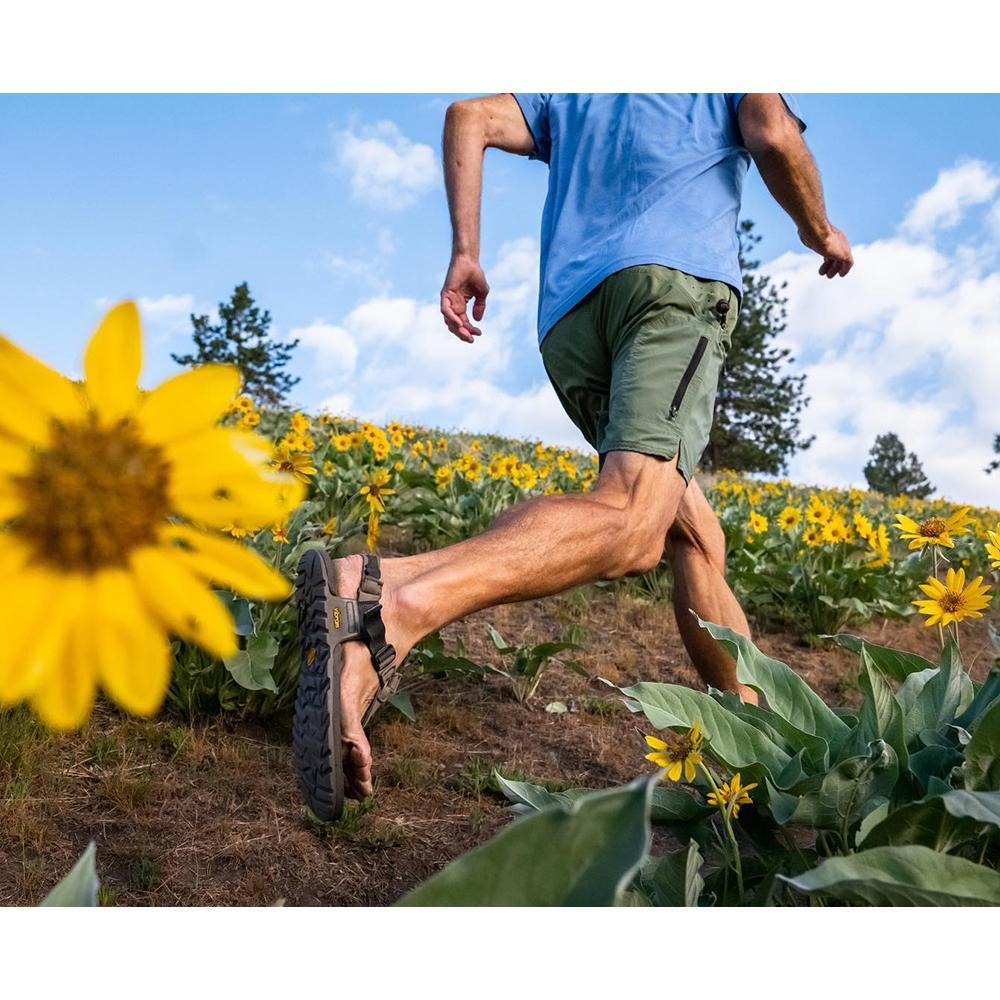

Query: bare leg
left=664, top=478, right=757, bottom=704
left=336, top=451, right=689, bottom=795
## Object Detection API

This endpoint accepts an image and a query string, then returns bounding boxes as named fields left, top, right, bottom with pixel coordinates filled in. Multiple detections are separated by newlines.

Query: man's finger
left=441, top=295, right=474, bottom=342
left=472, top=291, right=487, bottom=322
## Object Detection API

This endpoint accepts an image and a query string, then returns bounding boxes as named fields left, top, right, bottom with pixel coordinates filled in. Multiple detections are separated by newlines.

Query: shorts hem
left=598, top=439, right=693, bottom=483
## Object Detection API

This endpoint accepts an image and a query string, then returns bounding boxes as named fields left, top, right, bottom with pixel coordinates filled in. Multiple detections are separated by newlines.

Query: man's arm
left=738, top=94, right=853, bottom=279
left=440, top=94, right=535, bottom=341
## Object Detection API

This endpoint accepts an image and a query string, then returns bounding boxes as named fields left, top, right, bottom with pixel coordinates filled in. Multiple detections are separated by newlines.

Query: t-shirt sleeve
left=730, top=92, right=807, bottom=133
left=511, top=93, right=552, bottom=162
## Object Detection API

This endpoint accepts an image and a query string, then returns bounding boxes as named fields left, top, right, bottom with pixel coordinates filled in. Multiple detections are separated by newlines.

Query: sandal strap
left=356, top=553, right=398, bottom=682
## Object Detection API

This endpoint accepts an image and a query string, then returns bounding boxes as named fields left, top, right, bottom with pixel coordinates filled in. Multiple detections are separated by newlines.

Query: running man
left=293, top=94, right=853, bottom=820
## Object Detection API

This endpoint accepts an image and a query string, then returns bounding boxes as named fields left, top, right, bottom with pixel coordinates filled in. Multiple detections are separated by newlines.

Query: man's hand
left=441, top=254, right=489, bottom=342
left=799, top=223, right=854, bottom=279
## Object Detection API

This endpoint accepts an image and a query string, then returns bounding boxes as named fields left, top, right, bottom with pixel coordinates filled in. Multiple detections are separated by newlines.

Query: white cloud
left=331, top=120, right=438, bottom=210
left=768, top=171, right=1000, bottom=506
left=96, top=293, right=198, bottom=342
left=900, top=160, right=999, bottom=237
left=299, top=237, right=588, bottom=449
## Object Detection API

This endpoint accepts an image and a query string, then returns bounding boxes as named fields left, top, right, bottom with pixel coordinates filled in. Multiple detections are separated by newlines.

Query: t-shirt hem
left=537, top=254, right=742, bottom=345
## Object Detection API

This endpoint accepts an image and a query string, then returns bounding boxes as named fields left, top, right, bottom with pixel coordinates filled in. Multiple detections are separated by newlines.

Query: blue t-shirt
left=512, top=93, right=805, bottom=344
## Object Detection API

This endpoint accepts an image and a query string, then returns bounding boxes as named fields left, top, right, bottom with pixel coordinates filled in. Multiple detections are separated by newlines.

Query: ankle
left=388, top=580, right=430, bottom=649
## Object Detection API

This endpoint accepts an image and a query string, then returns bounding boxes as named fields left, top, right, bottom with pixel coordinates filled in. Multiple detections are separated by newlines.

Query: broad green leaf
left=826, top=634, right=935, bottom=681
left=957, top=669, right=1000, bottom=729
left=858, top=648, right=907, bottom=772
left=861, top=789, right=1000, bottom=849
left=640, top=841, right=704, bottom=906
left=963, top=698, right=1000, bottom=791
left=713, top=690, right=829, bottom=774
left=224, top=632, right=279, bottom=693
left=41, top=843, right=99, bottom=907
left=619, top=682, right=791, bottom=780
left=697, top=618, right=847, bottom=742
left=495, top=775, right=711, bottom=824
left=215, top=590, right=255, bottom=637
left=398, top=778, right=654, bottom=906
left=768, top=741, right=894, bottom=832
left=782, top=845, right=1000, bottom=906
left=909, top=744, right=963, bottom=795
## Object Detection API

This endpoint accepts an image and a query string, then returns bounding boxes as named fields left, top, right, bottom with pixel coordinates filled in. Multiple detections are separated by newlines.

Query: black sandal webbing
left=355, top=555, right=400, bottom=724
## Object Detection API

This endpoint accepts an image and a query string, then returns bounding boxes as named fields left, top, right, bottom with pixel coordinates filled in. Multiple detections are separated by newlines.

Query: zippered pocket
left=668, top=335, right=709, bottom=419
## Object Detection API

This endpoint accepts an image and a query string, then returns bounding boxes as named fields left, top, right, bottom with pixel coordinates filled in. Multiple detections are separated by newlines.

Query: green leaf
left=495, top=775, right=711, bottom=825
left=41, top=843, right=99, bottom=907
left=963, top=698, right=1000, bottom=791
left=223, top=632, right=279, bottom=693
left=486, top=625, right=513, bottom=653
left=826, top=634, right=935, bottom=681
left=782, top=845, right=1000, bottom=905
left=397, top=778, right=654, bottom=906
left=640, top=841, right=704, bottom=906
left=861, top=789, right=1000, bottom=849
left=858, top=648, right=907, bottom=773
left=215, top=590, right=255, bottom=637
left=957, top=669, right=1000, bottom=729
left=619, top=681, right=791, bottom=781
left=386, top=691, right=415, bottom=721
left=767, top=741, right=894, bottom=833
left=697, top=618, right=847, bottom=742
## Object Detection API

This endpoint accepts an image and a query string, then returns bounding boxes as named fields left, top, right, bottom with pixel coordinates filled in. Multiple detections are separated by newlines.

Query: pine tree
left=171, top=283, right=299, bottom=406
left=986, top=434, right=999, bottom=475
left=702, top=219, right=814, bottom=475
left=863, top=432, right=935, bottom=498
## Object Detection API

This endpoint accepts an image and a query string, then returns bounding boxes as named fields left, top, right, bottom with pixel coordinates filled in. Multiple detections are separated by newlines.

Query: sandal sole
left=292, top=548, right=345, bottom=822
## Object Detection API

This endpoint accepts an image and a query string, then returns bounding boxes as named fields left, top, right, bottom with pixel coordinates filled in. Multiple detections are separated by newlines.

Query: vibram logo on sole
left=332, top=607, right=341, bottom=629
left=306, top=647, right=317, bottom=666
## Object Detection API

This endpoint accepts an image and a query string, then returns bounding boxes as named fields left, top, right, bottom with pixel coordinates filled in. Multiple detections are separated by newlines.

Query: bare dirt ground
left=1, top=586, right=995, bottom=907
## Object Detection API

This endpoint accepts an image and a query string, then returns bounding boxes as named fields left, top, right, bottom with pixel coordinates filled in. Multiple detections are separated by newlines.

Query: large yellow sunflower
left=987, top=528, right=1000, bottom=570
left=913, top=568, right=992, bottom=627
left=895, top=507, right=973, bottom=550
left=0, top=302, right=304, bottom=730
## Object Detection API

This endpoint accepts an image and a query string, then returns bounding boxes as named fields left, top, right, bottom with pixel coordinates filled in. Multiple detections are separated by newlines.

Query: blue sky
left=1, top=94, right=998, bottom=504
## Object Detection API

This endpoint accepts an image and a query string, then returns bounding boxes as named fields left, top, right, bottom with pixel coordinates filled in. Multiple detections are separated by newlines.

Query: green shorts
left=540, top=264, right=739, bottom=483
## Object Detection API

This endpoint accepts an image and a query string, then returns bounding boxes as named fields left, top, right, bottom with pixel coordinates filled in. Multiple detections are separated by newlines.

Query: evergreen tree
left=171, top=283, right=299, bottom=405
left=703, top=219, right=814, bottom=475
left=986, top=433, right=999, bottom=475
left=863, top=432, right=935, bottom=498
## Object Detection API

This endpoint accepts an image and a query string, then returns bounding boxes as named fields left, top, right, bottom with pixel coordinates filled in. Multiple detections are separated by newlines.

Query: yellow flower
left=706, top=772, right=758, bottom=819
left=644, top=723, right=705, bottom=783
left=272, top=444, right=316, bottom=484
left=914, top=567, right=992, bottom=627
left=0, top=302, right=300, bottom=729
left=322, top=460, right=335, bottom=476
left=360, top=469, right=395, bottom=514
left=390, top=430, right=405, bottom=448
left=435, top=464, right=454, bottom=489
left=393, top=460, right=404, bottom=472
left=853, top=511, right=873, bottom=540
left=777, top=506, right=801, bottom=531
left=987, top=528, right=1000, bottom=570
left=746, top=487, right=762, bottom=506
left=747, top=511, right=768, bottom=535
left=822, top=515, right=850, bottom=545
left=223, top=521, right=250, bottom=539
left=322, top=516, right=338, bottom=537
left=332, top=433, right=352, bottom=452
left=806, top=497, right=831, bottom=525
left=802, top=525, right=824, bottom=548
left=470, top=439, right=482, bottom=452
left=271, top=521, right=289, bottom=544
left=290, top=411, right=311, bottom=435
left=230, top=394, right=255, bottom=414
left=238, top=411, right=260, bottom=429
left=866, top=524, right=891, bottom=568
left=895, top=507, right=973, bottom=550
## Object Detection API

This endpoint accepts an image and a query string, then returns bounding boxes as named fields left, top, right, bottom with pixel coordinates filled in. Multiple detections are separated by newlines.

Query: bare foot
left=330, top=554, right=410, bottom=800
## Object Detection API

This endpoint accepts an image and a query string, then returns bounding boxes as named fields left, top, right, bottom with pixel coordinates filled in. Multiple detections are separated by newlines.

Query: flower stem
left=699, top=762, right=745, bottom=902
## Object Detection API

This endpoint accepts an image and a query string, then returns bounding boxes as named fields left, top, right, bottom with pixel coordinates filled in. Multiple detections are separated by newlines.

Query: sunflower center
left=13, top=416, right=171, bottom=571
left=919, top=518, right=947, bottom=537
left=939, top=592, right=964, bottom=613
